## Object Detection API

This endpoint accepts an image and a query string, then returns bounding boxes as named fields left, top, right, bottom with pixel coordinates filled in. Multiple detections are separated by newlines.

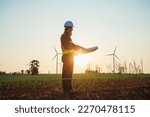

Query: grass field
left=0, top=73, right=150, bottom=100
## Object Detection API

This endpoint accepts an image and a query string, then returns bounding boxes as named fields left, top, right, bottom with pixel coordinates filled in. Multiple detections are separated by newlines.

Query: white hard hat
left=64, top=21, right=74, bottom=27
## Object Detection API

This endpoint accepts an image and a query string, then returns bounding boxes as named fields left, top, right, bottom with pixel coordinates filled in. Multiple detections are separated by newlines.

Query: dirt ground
left=1, top=77, right=150, bottom=100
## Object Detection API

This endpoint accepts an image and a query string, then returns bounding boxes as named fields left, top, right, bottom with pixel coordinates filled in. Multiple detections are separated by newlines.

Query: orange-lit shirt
left=61, top=31, right=79, bottom=55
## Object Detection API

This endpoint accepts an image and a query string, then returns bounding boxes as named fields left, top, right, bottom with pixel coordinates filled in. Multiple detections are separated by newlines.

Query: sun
left=74, top=54, right=90, bottom=65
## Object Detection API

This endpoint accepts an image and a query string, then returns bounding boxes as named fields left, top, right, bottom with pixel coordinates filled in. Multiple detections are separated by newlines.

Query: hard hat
left=64, top=21, right=74, bottom=27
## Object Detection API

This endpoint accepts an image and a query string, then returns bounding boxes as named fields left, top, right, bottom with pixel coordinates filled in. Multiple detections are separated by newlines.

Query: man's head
left=64, top=21, right=74, bottom=35
left=64, top=21, right=74, bottom=27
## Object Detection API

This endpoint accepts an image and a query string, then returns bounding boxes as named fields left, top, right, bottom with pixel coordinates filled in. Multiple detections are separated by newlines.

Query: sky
left=0, top=0, right=150, bottom=73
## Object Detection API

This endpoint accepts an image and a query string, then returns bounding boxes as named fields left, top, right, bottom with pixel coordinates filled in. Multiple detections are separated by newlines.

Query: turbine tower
left=141, top=59, right=143, bottom=73
left=51, top=47, right=62, bottom=74
left=133, top=61, right=137, bottom=74
left=106, top=47, right=120, bottom=73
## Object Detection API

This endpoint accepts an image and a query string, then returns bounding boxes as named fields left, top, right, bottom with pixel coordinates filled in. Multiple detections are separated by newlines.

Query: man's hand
left=76, top=45, right=89, bottom=52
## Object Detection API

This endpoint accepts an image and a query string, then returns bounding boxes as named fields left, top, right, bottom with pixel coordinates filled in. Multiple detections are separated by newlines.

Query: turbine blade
left=114, top=54, right=120, bottom=60
left=51, top=54, right=57, bottom=62
left=113, top=47, right=117, bottom=54
left=106, top=54, right=113, bottom=56
left=53, top=46, right=58, bottom=53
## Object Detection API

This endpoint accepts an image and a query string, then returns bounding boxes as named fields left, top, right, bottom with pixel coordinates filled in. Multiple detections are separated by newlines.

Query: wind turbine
left=51, top=46, right=62, bottom=74
left=129, top=62, right=134, bottom=74
left=133, top=61, right=137, bottom=74
left=106, top=47, right=120, bottom=73
left=124, top=61, right=127, bottom=73
left=141, top=59, right=143, bottom=73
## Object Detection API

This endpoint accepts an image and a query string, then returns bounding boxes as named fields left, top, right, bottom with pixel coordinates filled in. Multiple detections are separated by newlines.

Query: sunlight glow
left=74, top=54, right=90, bottom=65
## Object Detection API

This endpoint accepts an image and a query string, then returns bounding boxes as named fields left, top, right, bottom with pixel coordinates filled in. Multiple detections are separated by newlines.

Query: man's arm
left=61, top=34, right=80, bottom=50
left=61, top=34, right=89, bottom=52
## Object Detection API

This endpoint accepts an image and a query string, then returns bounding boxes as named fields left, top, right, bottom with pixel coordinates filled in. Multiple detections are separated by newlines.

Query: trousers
left=62, top=54, right=74, bottom=92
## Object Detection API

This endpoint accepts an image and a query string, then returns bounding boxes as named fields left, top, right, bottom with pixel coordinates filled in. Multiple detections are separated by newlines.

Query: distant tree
left=12, top=72, right=20, bottom=75
left=95, top=65, right=101, bottom=73
left=118, top=67, right=125, bottom=74
left=0, top=71, right=6, bottom=75
left=30, top=60, right=40, bottom=75
left=21, top=70, right=24, bottom=75
left=26, top=70, right=30, bottom=75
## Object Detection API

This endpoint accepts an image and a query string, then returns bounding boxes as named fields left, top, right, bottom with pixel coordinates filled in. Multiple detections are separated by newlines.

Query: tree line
left=0, top=60, right=40, bottom=75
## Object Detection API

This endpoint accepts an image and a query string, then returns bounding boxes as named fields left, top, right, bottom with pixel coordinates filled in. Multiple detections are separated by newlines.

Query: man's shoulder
left=61, top=32, right=70, bottom=40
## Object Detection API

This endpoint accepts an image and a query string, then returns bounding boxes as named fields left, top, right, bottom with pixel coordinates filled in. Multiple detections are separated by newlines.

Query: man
left=60, top=21, right=88, bottom=95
